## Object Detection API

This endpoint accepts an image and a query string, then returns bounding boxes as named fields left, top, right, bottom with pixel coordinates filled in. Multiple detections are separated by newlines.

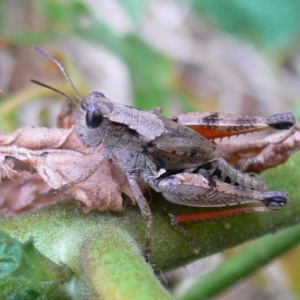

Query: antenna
left=34, top=47, right=81, bottom=102
left=30, top=79, right=75, bottom=104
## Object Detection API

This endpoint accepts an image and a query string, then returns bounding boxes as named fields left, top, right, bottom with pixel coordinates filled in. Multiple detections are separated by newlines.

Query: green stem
left=80, top=229, right=172, bottom=300
left=175, top=224, right=300, bottom=300
left=0, top=151, right=299, bottom=298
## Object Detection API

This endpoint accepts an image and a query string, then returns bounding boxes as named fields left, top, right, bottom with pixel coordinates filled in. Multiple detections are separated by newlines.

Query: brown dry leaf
left=218, top=126, right=300, bottom=173
left=0, top=172, right=57, bottom=216
left=0, top=126, right=134, bottom=216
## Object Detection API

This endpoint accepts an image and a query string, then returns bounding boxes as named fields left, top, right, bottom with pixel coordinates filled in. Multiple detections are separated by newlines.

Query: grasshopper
left=33, top=48, right=295, bottom=262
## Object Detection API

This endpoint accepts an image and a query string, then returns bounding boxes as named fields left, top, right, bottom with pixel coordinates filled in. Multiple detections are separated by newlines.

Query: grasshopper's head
left=75, top=92, right=113, bottom=147
left=31, top=48, right=114, bottom=148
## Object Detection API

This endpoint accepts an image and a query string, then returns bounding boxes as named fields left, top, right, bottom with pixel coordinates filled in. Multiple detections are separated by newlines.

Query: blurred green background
left=1, top=0, right=300, bottom=299
left=1, top=0, right=300, bottom=130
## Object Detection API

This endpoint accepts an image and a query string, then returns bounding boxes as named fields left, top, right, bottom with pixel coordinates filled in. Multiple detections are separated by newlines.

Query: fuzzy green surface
left=0, top=151, right=299, bottom=299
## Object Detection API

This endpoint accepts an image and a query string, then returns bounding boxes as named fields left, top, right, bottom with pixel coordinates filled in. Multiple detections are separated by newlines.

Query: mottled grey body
left=74, top=92, right=292, bottom=261
left=34, top=47, right=294, bottom=262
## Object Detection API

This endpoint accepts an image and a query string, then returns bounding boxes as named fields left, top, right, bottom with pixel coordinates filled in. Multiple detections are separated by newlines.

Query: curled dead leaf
left=0, top=126, right=134, bottom=216
left=218, top=126, right=300, bottom=173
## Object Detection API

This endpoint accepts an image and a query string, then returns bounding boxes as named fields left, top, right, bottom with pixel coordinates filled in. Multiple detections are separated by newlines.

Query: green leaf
left=122, top=35, right=172, bottom=112
left=193, top=0, right=300, bottom=47
left=74, top=15, right=124, bottom=57
left=0, top=231, right=22, bottom=277
left=117, top=0, right=148, bottom=27
left=6, top=289, right=41, bottom=300
left=0, top=231, right=72, bottom=282
left=5, top=31, right=67, bottom=46
left=0, top=1, right=4, bottom=33
left=39, top=0, right=89, bottom=24
left=0, top=278, right=71, bottom=300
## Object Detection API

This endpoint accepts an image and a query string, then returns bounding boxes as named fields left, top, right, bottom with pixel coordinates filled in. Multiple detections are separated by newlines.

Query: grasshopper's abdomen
left=196, top=157, right=267, bottom=191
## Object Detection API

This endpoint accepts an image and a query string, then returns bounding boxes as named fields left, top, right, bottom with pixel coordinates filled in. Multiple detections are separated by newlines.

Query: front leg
left=51, top=150, right=108, bottom=196
left=126, top=174, right=153, bottom=263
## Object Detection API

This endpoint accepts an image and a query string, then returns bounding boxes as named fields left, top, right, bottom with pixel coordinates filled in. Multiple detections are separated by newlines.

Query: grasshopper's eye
left=86, top=108, right=103, bottom=128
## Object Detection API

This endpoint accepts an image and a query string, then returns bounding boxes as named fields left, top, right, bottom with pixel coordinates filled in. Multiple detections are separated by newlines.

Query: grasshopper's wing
left=173, top=112, right=295, bottom=140
left=146, top=120, right=217, bottom=169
